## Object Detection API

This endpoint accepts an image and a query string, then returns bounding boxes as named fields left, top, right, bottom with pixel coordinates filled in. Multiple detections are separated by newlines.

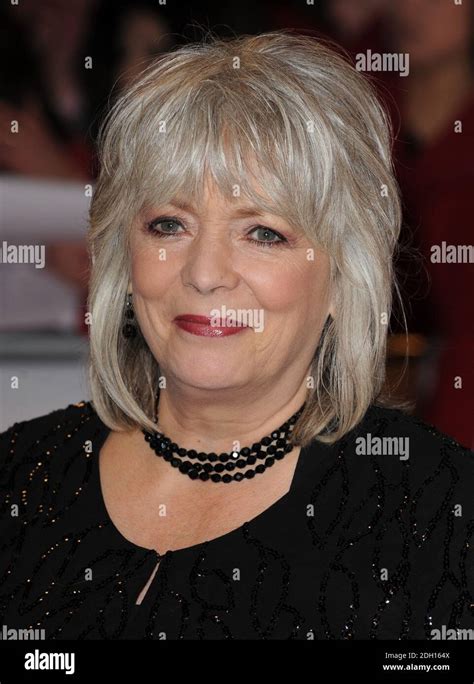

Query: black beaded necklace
left=142, top=399, right=306, bottom=483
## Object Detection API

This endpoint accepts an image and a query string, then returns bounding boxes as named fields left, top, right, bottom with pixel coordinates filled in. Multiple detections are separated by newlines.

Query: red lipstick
left=174, top=314, right=250, bottom=337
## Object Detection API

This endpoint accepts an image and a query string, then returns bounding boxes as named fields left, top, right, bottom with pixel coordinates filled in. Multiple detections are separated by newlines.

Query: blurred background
left=0, top=0, right=472, bottom=447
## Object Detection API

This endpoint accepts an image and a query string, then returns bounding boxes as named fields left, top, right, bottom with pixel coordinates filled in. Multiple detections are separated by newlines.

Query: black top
left=1, top=400, right=473, bottom=640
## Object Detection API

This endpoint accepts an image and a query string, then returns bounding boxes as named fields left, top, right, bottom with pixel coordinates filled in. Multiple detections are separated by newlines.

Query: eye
left=145, top=216, right=185, bottom=237
left=247, top=225, right=288, bottom=248
left=144, top=216, right=289, bottom=247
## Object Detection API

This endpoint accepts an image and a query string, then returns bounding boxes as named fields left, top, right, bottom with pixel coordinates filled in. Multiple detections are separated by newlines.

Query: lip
left=174, top=314, right=250, bottom=337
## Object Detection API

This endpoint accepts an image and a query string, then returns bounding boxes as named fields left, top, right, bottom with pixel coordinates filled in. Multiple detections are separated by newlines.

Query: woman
left=1, top=31, right=472, bottom=640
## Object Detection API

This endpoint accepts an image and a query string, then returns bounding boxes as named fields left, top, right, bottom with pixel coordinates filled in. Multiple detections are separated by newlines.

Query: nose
left=181, top=228, right=239, bottom=294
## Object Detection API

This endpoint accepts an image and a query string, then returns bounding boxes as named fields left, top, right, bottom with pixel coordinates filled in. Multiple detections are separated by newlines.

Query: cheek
left=242, top=256, right=329, bottom=315
left=130, top=247, right=175, bottom=297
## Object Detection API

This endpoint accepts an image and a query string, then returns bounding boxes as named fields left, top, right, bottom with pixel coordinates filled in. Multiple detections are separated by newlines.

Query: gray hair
left=87, top=30, right=405, bottom=446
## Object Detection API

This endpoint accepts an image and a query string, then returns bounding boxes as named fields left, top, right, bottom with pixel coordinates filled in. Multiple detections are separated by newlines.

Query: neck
left=153, top=372, right=310, bottom=455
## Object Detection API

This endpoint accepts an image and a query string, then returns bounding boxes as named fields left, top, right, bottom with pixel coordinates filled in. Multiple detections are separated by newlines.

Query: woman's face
left=129, top=179, right=333, bottom=394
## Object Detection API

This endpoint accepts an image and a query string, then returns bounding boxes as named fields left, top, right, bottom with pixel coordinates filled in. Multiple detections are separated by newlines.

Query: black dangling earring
left=122, top=292, right=137, bottom=339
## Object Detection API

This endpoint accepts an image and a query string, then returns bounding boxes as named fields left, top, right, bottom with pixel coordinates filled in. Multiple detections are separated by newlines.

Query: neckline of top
left=86, top=402, right=320, bottom=560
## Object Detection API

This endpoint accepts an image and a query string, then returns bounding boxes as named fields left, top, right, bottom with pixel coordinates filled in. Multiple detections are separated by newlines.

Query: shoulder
left=0, top=400, right=101, bottom=480
left=0, top=401, right=108, bottom=553
left=325, top=403, right=474, bottom=535
left=353, top=403, right=473, bottom=479
left=0, top=399, right=96, bottom=446
left=348, top=404, right=473, bottom=562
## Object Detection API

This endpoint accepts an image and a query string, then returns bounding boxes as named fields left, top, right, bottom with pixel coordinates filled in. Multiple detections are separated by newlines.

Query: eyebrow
left=169, top=198, right=268, bottom=218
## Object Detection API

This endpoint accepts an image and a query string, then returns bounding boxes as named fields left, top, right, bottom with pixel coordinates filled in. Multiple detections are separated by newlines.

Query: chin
left=170, top=360, right=250, bottom=390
